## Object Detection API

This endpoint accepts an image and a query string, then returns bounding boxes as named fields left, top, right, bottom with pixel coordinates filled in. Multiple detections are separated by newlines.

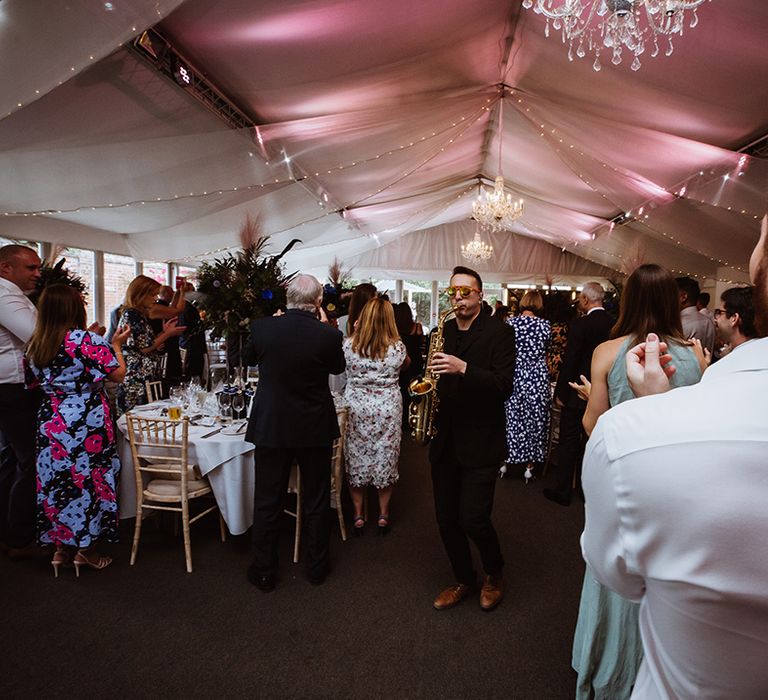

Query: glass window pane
left=143, top=262, right=168, bottom=285
left=177, top=264, right=198, bottom=285
left=104, top=253, right=136, bottom=317
left=60, top=247, right=96, bottom=323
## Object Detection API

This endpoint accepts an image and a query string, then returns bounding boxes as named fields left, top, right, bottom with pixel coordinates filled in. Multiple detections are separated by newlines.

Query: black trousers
left=553, top=402, right=587, bottom=496
left=431, top=444, right=503, bottom=585
left=251, top=444, right=332, bottom=580
left=0, top=384, right=42, bottom=547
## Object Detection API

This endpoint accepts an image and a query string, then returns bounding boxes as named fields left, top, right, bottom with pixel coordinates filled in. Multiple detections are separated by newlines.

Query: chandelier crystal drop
left=522, top=0, right=708, bottom=72
left=461, top=230, right=493, bottom=263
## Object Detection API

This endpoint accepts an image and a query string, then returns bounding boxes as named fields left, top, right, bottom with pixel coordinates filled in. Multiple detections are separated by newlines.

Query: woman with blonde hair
left=343, top=297, right=408, bottom=535
left=502, top=290, right=551, bottom=480
left=25, top=284, right=130, bottom=576
left=117, top=274, right=186, bottom=413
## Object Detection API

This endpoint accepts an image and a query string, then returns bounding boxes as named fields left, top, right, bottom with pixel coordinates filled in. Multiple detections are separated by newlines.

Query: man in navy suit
left=243, top=274, right=345, bottom=591
left=544, top=282, right=613, bottom=506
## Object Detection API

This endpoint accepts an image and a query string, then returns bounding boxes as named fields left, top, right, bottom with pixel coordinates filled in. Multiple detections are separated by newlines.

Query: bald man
left=0, top=245, right=44, bottom=558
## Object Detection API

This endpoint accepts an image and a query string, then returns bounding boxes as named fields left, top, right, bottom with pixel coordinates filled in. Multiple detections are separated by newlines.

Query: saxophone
left=408, top=307, right=456, bottom=446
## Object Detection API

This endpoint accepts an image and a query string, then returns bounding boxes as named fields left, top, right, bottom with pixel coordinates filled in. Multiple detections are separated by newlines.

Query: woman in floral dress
left=503, top=291, right=551, bottom=480
left=25, top=284, right=130, bottom=576
left=343, top=298, right=408, bottom=535
left=116, top=275, right=185, bottom=413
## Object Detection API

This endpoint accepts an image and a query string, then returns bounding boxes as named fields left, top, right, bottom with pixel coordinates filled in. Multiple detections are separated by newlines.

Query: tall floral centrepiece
left=196, top=214, right=299, bottom=339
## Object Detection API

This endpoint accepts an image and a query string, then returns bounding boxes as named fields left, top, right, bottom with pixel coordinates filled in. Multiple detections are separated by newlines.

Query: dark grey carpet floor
left=1, top=439, right=585, bottom=699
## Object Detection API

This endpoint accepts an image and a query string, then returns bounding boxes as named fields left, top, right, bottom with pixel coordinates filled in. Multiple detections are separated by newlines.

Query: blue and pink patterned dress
left=25, top=329, right=121, bottom=548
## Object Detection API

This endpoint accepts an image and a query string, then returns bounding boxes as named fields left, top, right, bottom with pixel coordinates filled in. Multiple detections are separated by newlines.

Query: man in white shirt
left=676, top=276, right=715, bottom=353
left=0, top=244, right=42, bottom=557
left=581, top=218, right=768, bottom=698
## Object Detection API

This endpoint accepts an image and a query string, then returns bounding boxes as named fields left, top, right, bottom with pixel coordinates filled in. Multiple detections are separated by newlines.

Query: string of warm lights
left=510, top=90, right=760, bottom=277
left=3, top=6, right=170, bottom=121
left=511, top=91, right=765, bottom=227
left=1, top=99, right=492, bottom=219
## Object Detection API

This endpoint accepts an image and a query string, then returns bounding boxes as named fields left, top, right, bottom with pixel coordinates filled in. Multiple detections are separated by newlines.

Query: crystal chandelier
left=472, top=96, right=524, bottom=232
left=522, top=0, right=708, bottom=72
left=461, top=229, right=493, bottom=263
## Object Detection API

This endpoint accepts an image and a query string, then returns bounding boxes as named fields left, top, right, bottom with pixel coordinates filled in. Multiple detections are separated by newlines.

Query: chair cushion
left=145, top=478, right=210, bottom=497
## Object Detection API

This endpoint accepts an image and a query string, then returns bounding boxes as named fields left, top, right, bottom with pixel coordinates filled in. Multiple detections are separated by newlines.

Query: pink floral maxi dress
left=25, top=330, right=120, bottom=547
left=343, top=339, right=406, bottom=488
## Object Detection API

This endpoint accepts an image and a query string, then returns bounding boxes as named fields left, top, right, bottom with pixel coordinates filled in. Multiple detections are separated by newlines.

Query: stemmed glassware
left=217, top=391, right=232, bottom=424
left=232, top=392, right=246, bottom=421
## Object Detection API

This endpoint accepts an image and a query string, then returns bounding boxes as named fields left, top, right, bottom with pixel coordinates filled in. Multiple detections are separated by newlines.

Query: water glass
left=232, top=392, right=246, bottom=420
left=217, top=392, right=232, bottom=423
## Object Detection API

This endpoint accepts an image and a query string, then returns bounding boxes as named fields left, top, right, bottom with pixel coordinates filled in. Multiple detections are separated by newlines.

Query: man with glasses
left=428, top=266, right=516, bottom=612
left=713, top=286, right=757, bottom=357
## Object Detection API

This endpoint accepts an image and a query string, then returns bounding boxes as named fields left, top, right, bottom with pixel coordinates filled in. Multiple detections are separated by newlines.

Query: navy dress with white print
left=504, top=315, right=551, bottom=464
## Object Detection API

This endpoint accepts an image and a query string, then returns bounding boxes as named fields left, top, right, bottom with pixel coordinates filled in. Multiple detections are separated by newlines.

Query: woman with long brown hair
left=572, top=263, right=702, bottom=700
left=117, top=274, right=186, bottom=413
left=25, top=284, right=130, bottom=576
left=343, top=297, right=408, bottom=535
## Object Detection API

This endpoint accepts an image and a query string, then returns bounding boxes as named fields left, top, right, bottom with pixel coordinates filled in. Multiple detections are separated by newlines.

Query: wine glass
left=217, top=392, right=232, bottom=424
left=232, top=392, right=246, bottom=421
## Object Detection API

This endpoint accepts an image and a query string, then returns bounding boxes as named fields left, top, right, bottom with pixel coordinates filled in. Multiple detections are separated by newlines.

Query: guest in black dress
left=394, top=302, right=423, bottom=430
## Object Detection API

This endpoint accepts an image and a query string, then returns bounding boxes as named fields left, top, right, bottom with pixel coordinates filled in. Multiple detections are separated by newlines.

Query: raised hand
left=568, top=374, right=591, bottom=402
left=112, top=324, right=131, bottom=348
left=162, top=317, right=187, bottom=338
left=626, top=333, right=676, bottom=397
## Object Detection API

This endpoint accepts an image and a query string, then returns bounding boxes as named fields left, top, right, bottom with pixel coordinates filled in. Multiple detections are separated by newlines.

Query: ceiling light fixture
left=522, top=0, right=708, bottom=72
left=472, top=94, right=524, bottom=232
left=461, top=227, right=493, bottom=263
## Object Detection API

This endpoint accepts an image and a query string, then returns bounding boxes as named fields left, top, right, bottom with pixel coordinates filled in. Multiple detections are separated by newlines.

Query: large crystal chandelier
left=461, top=229, right=493, bottom=263
left=472, top=96, right=524, bottom=232
left=522, top=0, right=708, bottom=72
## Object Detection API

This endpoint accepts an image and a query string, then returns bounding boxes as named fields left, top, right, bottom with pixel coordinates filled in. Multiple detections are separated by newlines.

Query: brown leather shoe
left=479, top=574, right=504, bottom=611
left=433, top=583, right=473, bottom=610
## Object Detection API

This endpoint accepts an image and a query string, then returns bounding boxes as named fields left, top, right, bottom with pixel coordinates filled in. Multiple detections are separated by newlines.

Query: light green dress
left=573, top=337, right=702, bottom=700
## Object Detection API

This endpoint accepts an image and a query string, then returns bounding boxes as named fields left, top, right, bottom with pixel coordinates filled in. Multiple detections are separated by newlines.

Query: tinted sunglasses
left=445, top=285, right=480, bottom=298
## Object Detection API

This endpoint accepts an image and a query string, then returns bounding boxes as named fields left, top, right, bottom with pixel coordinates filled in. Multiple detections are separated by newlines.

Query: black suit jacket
left=429, top=312, right=516, bottom=468
left=554, top=308, right=614, bottom=408
left=243, top=309, right=345, bottom=448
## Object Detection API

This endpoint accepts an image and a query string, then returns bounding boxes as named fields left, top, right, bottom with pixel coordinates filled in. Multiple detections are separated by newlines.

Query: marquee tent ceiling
left=1, top=0, right=767, bottom=286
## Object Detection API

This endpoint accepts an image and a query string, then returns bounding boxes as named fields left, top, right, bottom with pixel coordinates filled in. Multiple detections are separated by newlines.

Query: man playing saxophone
left=428, top=266, right=516, bottom=612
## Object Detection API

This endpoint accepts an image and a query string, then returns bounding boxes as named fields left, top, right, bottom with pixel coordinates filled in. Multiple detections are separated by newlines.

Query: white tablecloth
left=117, top=396, right=348, bottom=536
left=117, top=409, right=256, bottom=535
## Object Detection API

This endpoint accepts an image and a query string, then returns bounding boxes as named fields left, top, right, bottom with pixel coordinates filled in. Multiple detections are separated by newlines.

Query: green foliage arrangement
left=196, top=215, right=300, bottom=339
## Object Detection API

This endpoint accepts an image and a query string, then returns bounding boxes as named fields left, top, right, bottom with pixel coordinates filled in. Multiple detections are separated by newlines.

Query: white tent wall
left=1, top=1, right=766, bottom=283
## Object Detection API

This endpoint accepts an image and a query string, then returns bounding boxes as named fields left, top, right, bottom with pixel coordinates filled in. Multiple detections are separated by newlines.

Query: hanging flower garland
left=196, top=214, right=300, bottom=339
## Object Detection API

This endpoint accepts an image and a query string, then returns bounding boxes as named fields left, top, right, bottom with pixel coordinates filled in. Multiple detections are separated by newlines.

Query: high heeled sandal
left=73, top=551, right=112, bottom=577
left=377, top=514, right=391, bottom=536
left=51, top=549, right=70, bottom=578
left=353, top=515, right=365, bottom=537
